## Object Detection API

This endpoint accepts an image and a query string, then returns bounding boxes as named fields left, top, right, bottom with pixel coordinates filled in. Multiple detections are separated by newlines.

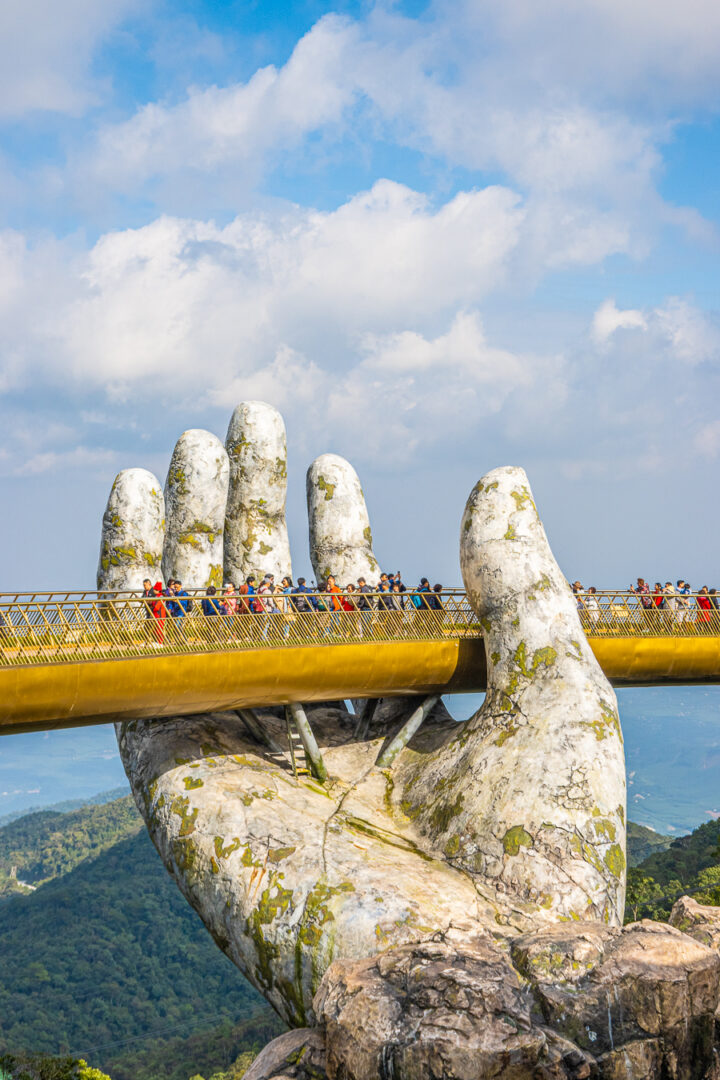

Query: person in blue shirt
left=201, top=585, right=221, bottom=616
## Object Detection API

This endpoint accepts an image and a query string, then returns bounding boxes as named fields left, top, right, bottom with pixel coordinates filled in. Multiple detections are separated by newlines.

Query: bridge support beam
left=375, top=694, right=440, bottom=769
left=237, top=708, right=285, bottom=754
left=287, top=702, right=328, bottom=783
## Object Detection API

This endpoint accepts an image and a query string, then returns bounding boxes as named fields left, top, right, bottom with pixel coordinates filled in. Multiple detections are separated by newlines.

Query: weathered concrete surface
left=116, top=709, right=485, bottom=1027
left=97, top=468, right=165, bottom=591
left=224, top=402, right=292, bottom=586
left=163, top=429, right=229, bottom=589
left=307, top=455, right=379, bottom=585
left=394, top=467, right=627, bottom=929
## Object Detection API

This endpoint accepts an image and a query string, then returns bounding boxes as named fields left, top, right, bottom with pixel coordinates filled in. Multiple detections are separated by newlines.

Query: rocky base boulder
left=247, top=920, right=720, bottom=1080
left=670, top=896, right=720, bottom=953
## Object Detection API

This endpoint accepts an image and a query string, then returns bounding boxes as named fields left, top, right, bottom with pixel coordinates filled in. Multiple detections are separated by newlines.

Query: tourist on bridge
left=585, top=586, right=600, bottom=625
left=238, top=575, right=256, bottom=615
left=356, top=577, right=374, bottom=635
left=141, top=578, right=154, bottom=618
left=150, top=581, right=166, bottom=644
left=290, top=577, right=314, bottom=613
left=412, top=578, right=432, bottom=610
left=697, top=587, right=713, bottom=625
left=201, top=585, right=221, bottom=617
left=676, top=580, right=691, bottom=624
left=167, top=580, right=190, bottom=618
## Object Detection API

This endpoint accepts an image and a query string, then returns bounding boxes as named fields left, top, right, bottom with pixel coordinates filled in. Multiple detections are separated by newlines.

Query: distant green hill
left=0, top=826, right=280, bottom=1079
left=626, top=821, right=673, bottom=866
left=0, top=788, right=130, bottom=829
left=626, top=817, right=720, bottom=922
left=0, top=796, right=142, bottom=898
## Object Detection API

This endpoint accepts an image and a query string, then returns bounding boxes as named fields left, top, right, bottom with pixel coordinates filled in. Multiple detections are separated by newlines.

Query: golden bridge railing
left=0, top=589, right=717, bottom=670
left=0, top=589, right=479, bottom=668
left=576, top=591, right=720, bottom=637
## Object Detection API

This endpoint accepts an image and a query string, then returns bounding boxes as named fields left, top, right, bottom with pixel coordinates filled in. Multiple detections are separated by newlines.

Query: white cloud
left=91, top=15, right=357, bottom=187
left=43, top=181, right=525, bottom=391
left=694, top=421, right=720, bottom=459
left=653, top=298, right=720, bottom=366
left=0, top=0, right=140, bottom=116
left=592, top=299, right=647, bottom=343
left=591, top=296, right=720, bottom=365
left=13, top=446, right=118, bottom=477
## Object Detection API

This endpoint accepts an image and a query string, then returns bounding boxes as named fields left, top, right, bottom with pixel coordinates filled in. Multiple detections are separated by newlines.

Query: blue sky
left=0, top=0, right=719, bottom=590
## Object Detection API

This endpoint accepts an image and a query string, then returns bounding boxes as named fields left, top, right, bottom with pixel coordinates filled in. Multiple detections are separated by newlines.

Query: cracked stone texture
left=670, top=896, right=720, bottom=953
left=114, top=465, right=628, bottom=1028
left=307, top=454, right=379, bottom=586
left=391, top=466, right=627, bottom=929
left=102, top=426, right=720, bottom=1078
left=224, top=401, right=292, bottom=585
left=163, top=429, right=229, bottom=589
left=304, top=921, right=720, bottom=1080
left=97, top=467, right=165, bottom=591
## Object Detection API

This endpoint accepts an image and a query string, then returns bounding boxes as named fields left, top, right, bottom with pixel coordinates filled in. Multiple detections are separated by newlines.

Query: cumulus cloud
left=592, top=296, right=720, bottom=362
left=592, top=299, right=647, bottom=343
left=39, top=181, right=525, bottom=391
left=0, top=0, right=140, bottom=116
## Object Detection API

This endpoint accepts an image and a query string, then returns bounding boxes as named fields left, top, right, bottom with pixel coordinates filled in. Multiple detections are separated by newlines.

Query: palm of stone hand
left=100, top=401, right=626, bottom=1027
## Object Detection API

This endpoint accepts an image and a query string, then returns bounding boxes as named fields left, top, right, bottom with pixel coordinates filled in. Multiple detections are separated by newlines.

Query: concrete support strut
left=237, top=708, right=284, bottom=754
left=375, top=694, right=440, bottom=768
left=287, top=702, right=328, bottom=783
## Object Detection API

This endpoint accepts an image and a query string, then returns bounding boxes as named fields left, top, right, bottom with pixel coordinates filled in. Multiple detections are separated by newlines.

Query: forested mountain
left=626, top=817, right=720, bottom=922
left=0, top=792, right=716, bottom=1080
left=0, top=797, right=142, bottom=898
left=0, top=814, right=280, bottom=1080
left=626, top=821, right=673, bottom=866
left=0, top=788, right=130, bottom=829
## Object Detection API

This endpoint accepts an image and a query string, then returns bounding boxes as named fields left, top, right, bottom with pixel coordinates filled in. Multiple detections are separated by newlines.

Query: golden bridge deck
left=0, top=590, right=718, bottom=734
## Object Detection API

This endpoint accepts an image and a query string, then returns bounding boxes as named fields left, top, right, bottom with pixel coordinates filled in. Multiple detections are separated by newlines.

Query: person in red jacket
left=697, top=586, right=713, bottom=626
left=151, top=581, right=166, bottom=644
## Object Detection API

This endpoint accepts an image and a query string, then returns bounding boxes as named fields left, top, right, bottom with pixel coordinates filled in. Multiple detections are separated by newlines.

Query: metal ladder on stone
left=284, top=708, right=310, bottom=778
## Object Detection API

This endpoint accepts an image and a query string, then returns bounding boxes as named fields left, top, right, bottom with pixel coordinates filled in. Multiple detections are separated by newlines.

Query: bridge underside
left=2, top=635, right=719, bottom=735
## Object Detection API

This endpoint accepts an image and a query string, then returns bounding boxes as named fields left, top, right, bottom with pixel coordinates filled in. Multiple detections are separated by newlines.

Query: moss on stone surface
left=604, top=843, right=626, bottom=878
left=316, top=476, right=335, bottom=501
left=503, top=825, right=533, bottom=856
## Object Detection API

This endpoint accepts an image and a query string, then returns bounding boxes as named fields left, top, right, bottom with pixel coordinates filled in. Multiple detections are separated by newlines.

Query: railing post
left=287, top=702, right=327, bottom=783
left=375, top=695, right=439, bottom=768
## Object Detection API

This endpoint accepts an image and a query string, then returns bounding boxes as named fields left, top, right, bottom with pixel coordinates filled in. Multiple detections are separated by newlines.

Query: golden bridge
left=1, top=589, right=718, bottom=737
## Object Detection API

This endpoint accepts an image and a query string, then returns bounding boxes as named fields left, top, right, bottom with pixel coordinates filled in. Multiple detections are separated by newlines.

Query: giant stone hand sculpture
left=98, top=403, right=720, bottom=1080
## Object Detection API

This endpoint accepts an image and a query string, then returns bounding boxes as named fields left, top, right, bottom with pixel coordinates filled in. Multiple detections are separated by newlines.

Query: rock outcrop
left=670, top=895, right=720, bottom=952
left=247, top=920, right=720, bottom=1079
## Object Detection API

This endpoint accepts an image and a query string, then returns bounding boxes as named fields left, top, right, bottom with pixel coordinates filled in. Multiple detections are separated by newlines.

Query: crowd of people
left=139, top=572, right=446, bottom=643
left=571, top=578, right=720, bottom=626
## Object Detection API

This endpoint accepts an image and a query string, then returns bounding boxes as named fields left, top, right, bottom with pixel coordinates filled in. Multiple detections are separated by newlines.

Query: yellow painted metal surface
left=0, top=638, right=485, bottom=735
left=1, top=634, right=719, bottom=735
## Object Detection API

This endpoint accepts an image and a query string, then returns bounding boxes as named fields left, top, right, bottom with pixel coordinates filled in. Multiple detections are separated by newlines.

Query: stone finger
left=163, top=428, right=229, bottom=589
left=97, top=468, right=165, bottom=591
left=395, top=466, right=626, bottom=928
left=306, top=454, right=378, bottom=585
left=224, top=401, right=291, bottom=585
